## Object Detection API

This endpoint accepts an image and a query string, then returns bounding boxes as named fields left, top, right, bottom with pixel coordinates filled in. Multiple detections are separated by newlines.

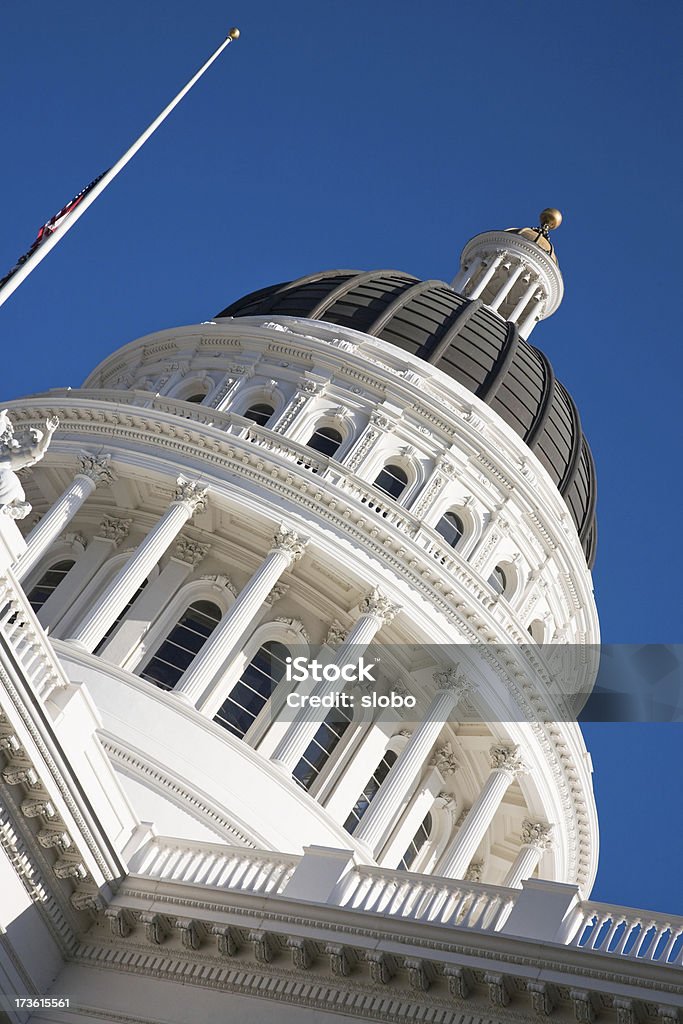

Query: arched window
left=435, top=510, right=464, bottom=548
left=399, top=812, right=433, bottom=870
left=373, top=464, right=408, bottom=500
left=306, top=425, right=343, bottom=458
left=214, top=640, right=290, bottom=739
left=527, top=619, right=545, bottom=644
left=94, top=578, right=148, bottom=656
left=185, top=393, right=207, bottom=404
left=140, top=600, right=222, bottom=691
left=488, top=564, right=507, bottom=596
left=244, top=403, right=274, bottom=427
left=344, top=749, right=398, bottom=833
left=293, top=707, right=353, bottom=791
left=27, top=560, right=75, bottom=613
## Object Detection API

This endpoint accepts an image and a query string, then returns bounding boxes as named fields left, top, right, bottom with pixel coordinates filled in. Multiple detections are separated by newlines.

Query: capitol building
left=0, top=211, right=680, bottom=1023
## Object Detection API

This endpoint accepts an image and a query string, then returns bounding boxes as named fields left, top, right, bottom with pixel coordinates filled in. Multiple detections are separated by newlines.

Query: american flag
left=0, top=170, right=109, bottom=292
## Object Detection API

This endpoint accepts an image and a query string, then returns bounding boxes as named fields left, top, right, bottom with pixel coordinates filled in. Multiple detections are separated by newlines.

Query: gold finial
left=228, top=27, right=240, bottom=40
left=539, top=208, right=562, bottom=233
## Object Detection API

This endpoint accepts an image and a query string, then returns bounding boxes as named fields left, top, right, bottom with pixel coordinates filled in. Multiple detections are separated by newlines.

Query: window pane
left=436, top=510, right=464, bottom=548
left=27, top=560, right=75, bottom=613
left=307, top=426, right=342, bottom=457
left=399, top=811, right=433, bottom=870
left=344, top=749, right=398, bottom=833
left=373, top=464, right=408, bottom=499
left=293, top=707, right=353, bottom=790
left=488, top=565, right=507, bottom=595
left=141, top=600, right=222, bottom=691
left=214, top=641, right=290, bottom=738
left=244, top=403, right=274, bottom=426
left=186, top=393, right=206, bottom=403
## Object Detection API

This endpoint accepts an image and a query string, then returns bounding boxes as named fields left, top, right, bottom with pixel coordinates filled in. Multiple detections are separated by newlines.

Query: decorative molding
left=97, top=515, right=132, bottom=545
left=173, top=536, right=211, bottom=566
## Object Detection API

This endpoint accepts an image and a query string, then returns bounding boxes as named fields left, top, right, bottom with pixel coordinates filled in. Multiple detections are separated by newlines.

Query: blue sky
left=1, top=1, right=681, bottom=912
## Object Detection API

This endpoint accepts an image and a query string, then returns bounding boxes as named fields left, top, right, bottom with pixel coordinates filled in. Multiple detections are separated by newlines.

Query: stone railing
left=130, top=837, right=299, bottom=896
left=0, top=570, right=69, bottom=700
left=568, top=900, right=683, bottom=966
left=333, top=864, right=517, bottom=933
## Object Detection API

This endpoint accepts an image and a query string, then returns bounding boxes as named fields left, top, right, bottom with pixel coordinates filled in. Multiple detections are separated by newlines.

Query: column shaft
left=439, top=768, right=512, bottom=879
left=353, top=688, right=458, bottom=854
left=503, top=843, right=543, bottom=888
left=469, top=253, right=505, bottom=300
left=69, top=490, right=204, bottom=653
left=489, top=262, right=525, bottom=312
left=509, top=278, right=538, bottom=322
left=174, top=547, right=293, bottom=705
left=15, top=476, right=95, bottom=582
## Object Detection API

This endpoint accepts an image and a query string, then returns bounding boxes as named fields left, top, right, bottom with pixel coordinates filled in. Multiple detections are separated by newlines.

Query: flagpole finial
left=228, top=27, right=240, bottom=40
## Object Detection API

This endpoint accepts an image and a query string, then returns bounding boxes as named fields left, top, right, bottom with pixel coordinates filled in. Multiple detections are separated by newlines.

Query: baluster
left=647, top=923, right=671, bottom=961
left=659, top=925, right=680, bottom=963
left=634, top=919, right=657, bottom=958
left=601, top=916, right=623, bottom=951
left=615, top=916, right=639, bottom=955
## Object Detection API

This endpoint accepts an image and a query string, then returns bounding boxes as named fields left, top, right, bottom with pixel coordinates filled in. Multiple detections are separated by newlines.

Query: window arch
left=293, top=707, right=353, bottom=792
left=435, top=510, right=464, bottom=549
left=399, top=812, right=433, bottom=870
left=527, top=619, right=546, bottom=644
left=27, top=560, right=75, bottom=613
left=344, top=749, right=398, bottom=834
left=306, top=424, right=343, bottom=458
left=213, top=640, right=290, bottom=739
left=140, top=600, right=222, bottom=691
left=244, top=402, right=275, bottom=427
left=373, top=463, right=408, bottom=500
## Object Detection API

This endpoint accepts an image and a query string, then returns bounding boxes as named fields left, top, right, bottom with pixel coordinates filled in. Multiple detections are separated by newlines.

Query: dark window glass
left=293, top=707, right=353, bottom=791
left=141, top=600, right=222, bottom=691
left=344, top=749, right=399, bottom=833
left=244, top=403, right=274, bottom=426
left=306, top=426, right=343, bottom=458
left=27, top=560, right=75, bottom=613
left=94, top=578, right=148, bottom=655
left=399, top=812, right=433, bottom=870
left=435, top=510, right=464, bottom=549
left=373, top=464, right=408, bottom=499
left=186, top=393, right=206, bottom=404
left=488, top=565, right=507, bottom=595
left=214, top=640, right=290, bottom=739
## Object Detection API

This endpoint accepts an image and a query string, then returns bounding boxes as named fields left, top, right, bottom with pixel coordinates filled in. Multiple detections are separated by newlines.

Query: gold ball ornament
left=539, top=208, right=562, bottom=232
left=228, top=27, right=240, bottom=40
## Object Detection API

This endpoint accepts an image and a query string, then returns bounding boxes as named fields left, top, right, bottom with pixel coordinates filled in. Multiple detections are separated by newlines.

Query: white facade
left=0, top=220, right=680, bottom=1024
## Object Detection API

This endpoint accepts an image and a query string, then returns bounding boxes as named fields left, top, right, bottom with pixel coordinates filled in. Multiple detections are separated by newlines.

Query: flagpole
left=0, top=27, right=240, bottom=310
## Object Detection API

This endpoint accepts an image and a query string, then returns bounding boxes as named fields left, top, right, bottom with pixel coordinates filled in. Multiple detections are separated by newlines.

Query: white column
left=439, top=745, right=527, bottom=879
left=175, top=525, right=308, bottom=706
left=508, top=275, right=539, bottom=323
left=518, top=291, right=545, bottom=338
left=37, top=515, right=132, bottom=631
left=69, top=478, right=207, bottom=653
left=503, top=820, right=553, bottom=888
left=102, top=538, right=211, bottom=668
left=451, top=256, right=483, bottom=294
left=468, top=251, right=506, bottom=300
left=488, top=260, right=526, bottom=313
left=353, top=668, right=469, bottom=855
left=14, top=453, right=113, bottom=581
left=270, top=589, right=400, bottom=772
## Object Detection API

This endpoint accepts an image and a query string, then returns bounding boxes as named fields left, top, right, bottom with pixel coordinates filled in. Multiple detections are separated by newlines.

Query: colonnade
left=15, top=456, right=553, bottom=889
left=451, top=250, right=546, bottom=337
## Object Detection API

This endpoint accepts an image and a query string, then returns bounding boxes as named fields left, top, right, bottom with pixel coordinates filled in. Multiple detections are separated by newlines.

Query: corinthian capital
left=272, top=524, right=308, bottom=562
left=97, top=515, right=132, bottom=546
left=433, top=665, right=471, bottom=701
left=521, top=819, right=554, bottom=850
left=359, top=587, right=401, bottom=625
left=76, top=452, right=114, bottom=486
left=174, top=477, right=209, bottom=514
left=490, top=744, right=527, bottom=779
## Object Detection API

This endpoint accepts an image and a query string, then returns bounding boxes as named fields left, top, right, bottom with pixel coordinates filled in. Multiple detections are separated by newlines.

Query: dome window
left=344, top=749, right=398, bottom=833
left=141, top=600, right=222, bottom=691
left=374, top=463, right=408, bottom=500
left=185, top=393, right=207, bottom=404
left=27, top=559, right=75, bottom=613
left=528, top=619, right=546, bottom=644
left=435, top=510, right=464, bottom=549
left=214, top=640, right=290, bottom=739
left=244, top=403, right=274, bottom=427
left=399, top=811, right=433, bottom=870
left=293, top=707, right=353, bottom=791
left=306, top=425, right=343, bottom=458
left=488, top=564, right=507, bottom=596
